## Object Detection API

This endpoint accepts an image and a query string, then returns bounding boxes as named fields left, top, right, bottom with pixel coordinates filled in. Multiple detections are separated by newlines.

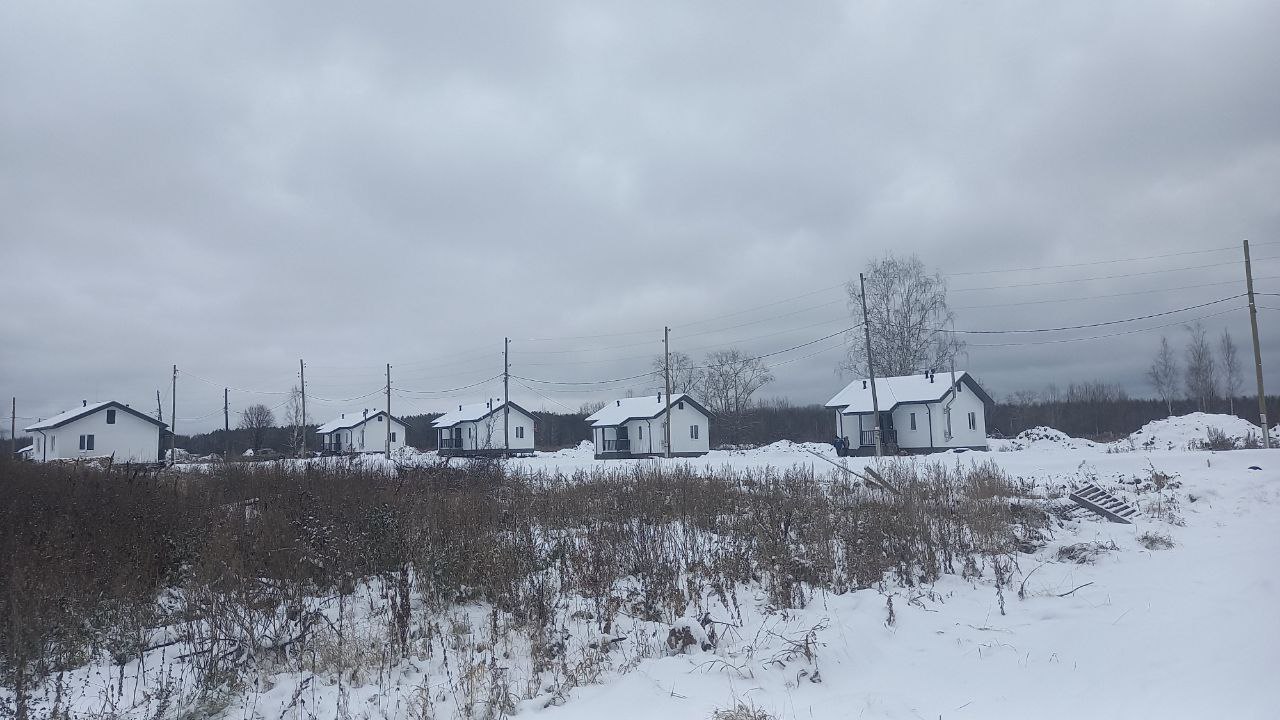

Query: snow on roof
left=432, top=401, right=528, bottom=428
left=315, top=410, right=400, bottom=434
left=24, top=401, right=165, bottom=431
left=825, top=371, right=983, bottom=414
left=585, top=394, right=703, bottom=427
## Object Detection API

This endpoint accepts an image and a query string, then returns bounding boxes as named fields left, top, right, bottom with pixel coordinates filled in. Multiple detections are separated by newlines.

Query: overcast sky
left=3, top=0, right=1278, bottom=434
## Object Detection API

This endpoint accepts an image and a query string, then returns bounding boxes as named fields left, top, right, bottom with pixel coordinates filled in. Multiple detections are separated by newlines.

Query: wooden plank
left=1069, top=483, right=1138, bottom=524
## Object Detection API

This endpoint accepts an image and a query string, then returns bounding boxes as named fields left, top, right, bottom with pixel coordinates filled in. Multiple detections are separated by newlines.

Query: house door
left=452, top=428, right=462, bottom=449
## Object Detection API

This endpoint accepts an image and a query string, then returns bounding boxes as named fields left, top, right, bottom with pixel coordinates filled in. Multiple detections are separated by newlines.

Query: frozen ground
left=25, top=414, right=1280, bottom=718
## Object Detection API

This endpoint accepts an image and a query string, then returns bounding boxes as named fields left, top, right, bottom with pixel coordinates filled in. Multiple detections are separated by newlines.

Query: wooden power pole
left=503, top=337, right=510, bottom=455
left=170, top=365, right=177, bottom=464
left=859, top=273, right=883, bottom=457
left=299, top=359, right=308, bottom=455
left=385, top=363, right=392, bottom=459
left=1244, top=240, right=1271, bottom=448
left=9, top=397, right=14, bottom=456
left=664, top=326, right=673, bottom=458
left=156, top=390, right=163, bottom=423
left=223, top=388, right=230, bottom=460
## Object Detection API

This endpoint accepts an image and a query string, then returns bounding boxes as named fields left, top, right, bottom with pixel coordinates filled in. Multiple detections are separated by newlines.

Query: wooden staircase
left=1069, top=482, right=1139, bottom=524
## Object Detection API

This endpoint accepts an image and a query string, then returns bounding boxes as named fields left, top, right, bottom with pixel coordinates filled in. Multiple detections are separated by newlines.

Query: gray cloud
left=3, top=0, right=1278, bottom=431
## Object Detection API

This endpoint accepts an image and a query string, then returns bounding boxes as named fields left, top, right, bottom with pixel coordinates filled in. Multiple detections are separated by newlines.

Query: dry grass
left=0, top=455, right=1045, bottom=718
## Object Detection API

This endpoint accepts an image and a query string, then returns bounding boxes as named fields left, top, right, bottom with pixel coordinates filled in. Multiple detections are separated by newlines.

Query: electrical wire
left=393, top=373, right=504, bottom=396
left=952, top=276, right=1280, bottom=311
left=946, top=295, right=1244, bottom=334
left=967, top=305, right=1246, bottom=347
left=180, top=369, right=292, bottom=395
left=952, top=257, right=1278, bottom=292
left=943, top=244, right=1243, bottom=276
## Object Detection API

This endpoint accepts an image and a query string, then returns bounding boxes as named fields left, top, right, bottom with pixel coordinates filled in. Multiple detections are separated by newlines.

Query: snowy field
left=16, top=414, right=1280, bottom=719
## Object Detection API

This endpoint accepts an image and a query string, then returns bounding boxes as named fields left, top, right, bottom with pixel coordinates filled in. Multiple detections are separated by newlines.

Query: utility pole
left=664, top=326, right=673, bottom=459
left=385, top=363, right=392, bottom=460
left=223, top=388, right=230, bottom=460
left=859, top=273, right=883, bottom=457
left=9, top=397, right=14, bottom=456
left=156, top=390, right=163, bottom=423
left=299, top=359, right=308, bottom=456
left=503, top=337, right=510, bottom=455
left=1244, top=239, right=1271, bottom=448
left=170, top=365, right=177, bottom=464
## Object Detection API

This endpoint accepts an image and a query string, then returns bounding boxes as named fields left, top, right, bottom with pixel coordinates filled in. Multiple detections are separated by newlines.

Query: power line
left=951, top=276, right=1280, bottom=311
left=952, top=256, right=1279, bottom=293
left=943, top=244, right=1243, bottom=276
left=946, top=295, right=1244, bottom=334
left=967, top=305, right=1246, bottom=347
left=180, top=369, right=292, bottom=395
left=393, top=373, right=504, bottom=396
left=307, top=388, right=385, bottom=404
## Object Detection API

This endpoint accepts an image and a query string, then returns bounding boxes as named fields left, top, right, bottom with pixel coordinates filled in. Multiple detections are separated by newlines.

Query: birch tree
left=1219, top=329, right=1241, bottom=414
left=1147, top=336, right=1179, bottom=416
left=844, top=254, right=963, bottom=378
left=1183, top=322, right=1218, bottom=412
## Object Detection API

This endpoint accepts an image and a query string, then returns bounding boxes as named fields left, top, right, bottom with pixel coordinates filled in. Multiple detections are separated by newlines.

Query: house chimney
left=616, top=400, right=621, bottom=406
left=459, top=405, right=462, bottom=411
left=929, top=373, right=935, bottom=383
left=862, top=380, right=867, bottom=390
left=83, top=400, right=87, bottom=407
left=341, top=413, right=345, bottom=419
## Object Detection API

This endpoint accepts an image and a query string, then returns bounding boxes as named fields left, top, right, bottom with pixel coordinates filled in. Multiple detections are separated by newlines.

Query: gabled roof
left=825, top=371, right=992, bottom=414
left=432, top=401, right=533, bottom=428
left=585, top=394, right=710, bottom=427
left=24, top=401, right=167, bottom=432
left=315, top=410, right=405, bottom=434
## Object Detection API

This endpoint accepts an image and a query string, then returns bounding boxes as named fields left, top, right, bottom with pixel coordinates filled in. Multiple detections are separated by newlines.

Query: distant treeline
left=108, top=391, right=1279, bottom=457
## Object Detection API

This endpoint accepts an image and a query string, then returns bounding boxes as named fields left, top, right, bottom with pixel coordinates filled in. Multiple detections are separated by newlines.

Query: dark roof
left=24, top=401, right=167, bottom=431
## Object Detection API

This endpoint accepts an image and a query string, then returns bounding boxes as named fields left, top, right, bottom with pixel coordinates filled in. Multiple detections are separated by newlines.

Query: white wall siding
left=321, top=414, right=407, bottom=453
left=592, top=399, right=710, bottom=456
left=32, top=408, right=160, bottom=463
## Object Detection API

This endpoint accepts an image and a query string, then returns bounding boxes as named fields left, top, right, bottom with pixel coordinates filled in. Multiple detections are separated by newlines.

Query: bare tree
left=578, top=400, right=607, bottom=416
left=844, top=253, right=963, bottom=377
left=1183, top=322, right=1218, bottom=412
left=1147, top=336, right=1179, bottom=416
left=1219, top=329, right=1241, bottom=415
left=284, top=386, right=306, bottom=456
left=651, top=351, right=703, bottom=398
left=700, top=349, right=775, bottom=416
left=700, top=349, right=774, bottom=443
left=238, top=403, right=275, bottom=452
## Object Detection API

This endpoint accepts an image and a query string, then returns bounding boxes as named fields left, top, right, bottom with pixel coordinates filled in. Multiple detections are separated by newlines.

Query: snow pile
left=1125, top=412, right=1269, bottom=451
left=999, top=426, right=1098, bottom=451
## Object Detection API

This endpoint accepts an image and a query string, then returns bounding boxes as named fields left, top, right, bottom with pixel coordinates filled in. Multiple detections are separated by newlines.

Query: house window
left=678, top=401, right=684, bottom=409
left=79, top=434, right=94, bottom=451
left=909, top=412, right=917, bottom=431
left=50, top=436, right=55, bottom=452
left=516, top=426, right=525, bottom=439
left=968, top=412, right=976, bottom=431
left=106, top=409, right=116, bottom=424
left=944, top=409, right=952, bottom=439
left=391, top=432, right=397, bottom=442
left=637, top=426, right=642, bottom=440
left=690, top=424, right=699, bottom=439
left=378, top=415, right=383, bottom=422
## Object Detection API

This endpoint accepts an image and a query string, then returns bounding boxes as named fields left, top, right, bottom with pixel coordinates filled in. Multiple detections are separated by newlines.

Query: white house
left=315, top=410, right=407, bottom=454
left=825, top=370, right=991, bottom=455
left=431, top=400, right=536, bottom=456
left=24, top=400, right=166, bottom=463
left=585, top=394, right=711, bottom=459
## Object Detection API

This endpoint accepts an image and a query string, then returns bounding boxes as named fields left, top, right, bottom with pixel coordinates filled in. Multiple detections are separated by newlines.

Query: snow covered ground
left=22, top=414, right=1280, bottom=719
